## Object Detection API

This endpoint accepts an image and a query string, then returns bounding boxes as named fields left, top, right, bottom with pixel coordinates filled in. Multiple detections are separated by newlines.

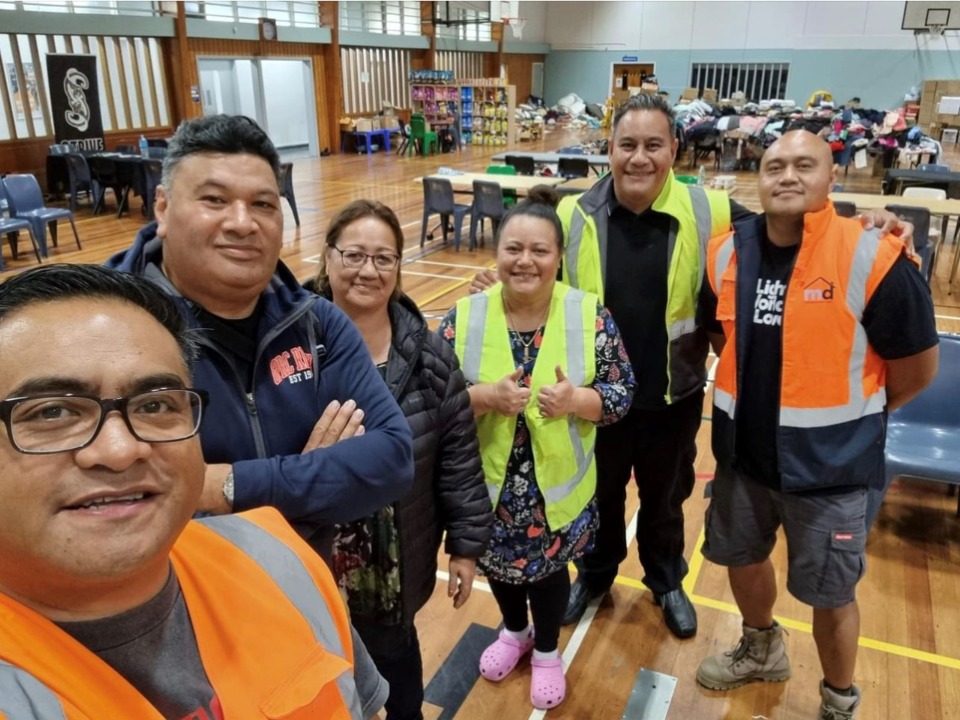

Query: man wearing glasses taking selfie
left=106, top=114, right=413, bottom=567
left=0, top=264, right=385, bottom=718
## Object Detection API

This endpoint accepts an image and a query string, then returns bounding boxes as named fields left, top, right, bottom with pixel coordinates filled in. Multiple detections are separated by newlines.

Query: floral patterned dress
left=439, top=303, right=635, bottom=584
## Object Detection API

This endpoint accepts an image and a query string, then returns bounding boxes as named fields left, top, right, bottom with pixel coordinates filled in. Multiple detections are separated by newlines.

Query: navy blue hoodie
left=107, top=223, right=414, bottom=539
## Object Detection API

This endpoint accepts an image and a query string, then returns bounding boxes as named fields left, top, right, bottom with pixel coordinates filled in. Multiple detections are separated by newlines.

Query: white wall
left=261, top=59, right=310, bottom=149
left=539, top=0, right=954, bottom=51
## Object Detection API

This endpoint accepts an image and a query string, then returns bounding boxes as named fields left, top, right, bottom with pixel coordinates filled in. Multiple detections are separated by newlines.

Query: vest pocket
left=260, top=644, right=353, bottom=718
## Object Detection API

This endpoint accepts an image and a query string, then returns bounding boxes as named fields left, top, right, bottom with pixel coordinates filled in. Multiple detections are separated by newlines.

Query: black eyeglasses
left=0, top=388, right=208, bottom=455
left=331, top=247, right=400, bottom=272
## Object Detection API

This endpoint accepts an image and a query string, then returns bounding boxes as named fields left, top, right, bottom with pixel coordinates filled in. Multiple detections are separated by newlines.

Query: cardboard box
left=680, top=87, right=698, bottom=102
left=702, top=88, right=718, bottom=104
left=354, top=118, right=373, bottom=132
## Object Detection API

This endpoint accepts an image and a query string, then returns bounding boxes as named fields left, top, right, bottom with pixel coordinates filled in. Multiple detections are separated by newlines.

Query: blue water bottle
left=139, top=134, right=148, bottom=158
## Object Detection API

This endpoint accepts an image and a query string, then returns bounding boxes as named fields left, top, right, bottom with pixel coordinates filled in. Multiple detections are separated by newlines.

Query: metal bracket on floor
left=620, top=668, right=677, bottom=720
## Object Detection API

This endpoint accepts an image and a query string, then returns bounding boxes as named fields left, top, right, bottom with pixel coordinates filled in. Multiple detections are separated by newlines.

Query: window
left=689, top=62, right=789, bottom=102
left=0, top=1, right=159, bottom=15
left=184, top=1, right=319, bottom=27
left=339, top=1, right=421, bottom=36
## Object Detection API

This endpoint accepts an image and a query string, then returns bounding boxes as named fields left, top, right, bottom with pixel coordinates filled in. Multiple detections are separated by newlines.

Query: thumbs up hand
left=537, top=364, right=575, bottom=418
left=491, top=366, right=532, bottom=417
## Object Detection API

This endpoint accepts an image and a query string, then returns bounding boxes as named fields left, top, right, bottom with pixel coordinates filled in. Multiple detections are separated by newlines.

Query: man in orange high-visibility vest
left=0, top=265, right=385, bottom=720
left=697, top=130, right=939, bottom=720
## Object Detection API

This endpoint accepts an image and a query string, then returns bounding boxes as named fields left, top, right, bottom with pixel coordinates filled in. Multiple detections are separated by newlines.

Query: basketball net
left=930, top=24, right=945, bottom=37
left=503, top=17, right=526, bottom=39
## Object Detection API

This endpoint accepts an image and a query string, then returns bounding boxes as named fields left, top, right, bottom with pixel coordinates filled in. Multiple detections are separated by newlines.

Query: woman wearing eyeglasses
left=306, top=199, right=492, bottom=720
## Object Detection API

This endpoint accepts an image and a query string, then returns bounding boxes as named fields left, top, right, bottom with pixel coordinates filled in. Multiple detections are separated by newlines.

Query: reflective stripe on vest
left=566, top=208, right=587, bottom=292
left=455, top=282, right=598, bottom=529
left=0, top=660, right=67, bottom=720
left=778, top=228, right=887, bottom=427
left=711, top=226, right=889, bottom=428
left=562, top=177, right=730, bottom=403
left=200, top=514, right=363, bottom=720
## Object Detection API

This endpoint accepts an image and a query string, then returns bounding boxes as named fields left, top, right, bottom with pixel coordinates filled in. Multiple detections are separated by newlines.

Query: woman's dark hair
left=494, top=185, right=564, bottom=251
left=163, top=114, right=282, bottom=189
left=314, top=199, right=404, bottom=301
left=0, top=264, right=197, bottom=367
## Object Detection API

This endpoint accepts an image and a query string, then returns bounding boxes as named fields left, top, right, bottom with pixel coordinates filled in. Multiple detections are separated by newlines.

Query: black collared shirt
left=604, top=184, right=753, bottom=409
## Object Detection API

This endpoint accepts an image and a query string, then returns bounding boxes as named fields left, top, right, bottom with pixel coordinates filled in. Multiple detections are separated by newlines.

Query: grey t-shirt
left=57, top=568, right=388, bottom=719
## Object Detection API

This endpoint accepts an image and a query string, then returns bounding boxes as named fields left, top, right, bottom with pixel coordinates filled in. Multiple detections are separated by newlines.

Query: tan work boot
left=818, top=681, right=861, bottom=720
left=696, top=621, right=791, bottom=690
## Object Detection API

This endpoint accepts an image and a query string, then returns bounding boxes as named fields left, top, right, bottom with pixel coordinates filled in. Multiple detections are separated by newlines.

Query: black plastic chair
left=420, top=177, right=471, bottom=250
left=2, top=174, right=81, bottom=257
left=115, top=144, right=137, bottom=155
left=279, top=162, right=300, bottom=227
left=833, top=201, right=857, bottom=218
left=470, top=180, right=507, bottom=250
left=505, top=154, right=536, bottom=176
left=395, top=123, right=410, bottom=156
left=146, top=138, right=168, bottom=148
left=558, top=156, right=589, bottom=179
left=88, top=156, right=130, bottom=216
left=62, top=153, right=99, bottom=211
left=142, top=159, right=163, bottom=219
left=885, top=204, right=933, bottom=282
left=0, top=181, right=43, bottom=267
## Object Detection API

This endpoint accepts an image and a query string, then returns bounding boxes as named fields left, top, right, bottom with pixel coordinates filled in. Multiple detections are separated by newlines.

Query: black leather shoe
left=654, top=588, right=697, bottom=639
left=562, top=577, right=609, bottom=626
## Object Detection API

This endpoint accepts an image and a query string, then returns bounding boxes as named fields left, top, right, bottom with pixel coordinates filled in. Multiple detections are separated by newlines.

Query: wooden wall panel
left=503, top=53, right=545, bottom=104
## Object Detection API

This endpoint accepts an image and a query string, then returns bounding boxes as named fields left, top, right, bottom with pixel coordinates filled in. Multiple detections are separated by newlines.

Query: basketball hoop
left=930, top=23, right=945, bottom=37
left=503, top=17, right=526, bottom=40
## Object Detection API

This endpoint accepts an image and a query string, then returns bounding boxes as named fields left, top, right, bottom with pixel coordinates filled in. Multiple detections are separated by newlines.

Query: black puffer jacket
left=306, top=285, right=492, bottom=625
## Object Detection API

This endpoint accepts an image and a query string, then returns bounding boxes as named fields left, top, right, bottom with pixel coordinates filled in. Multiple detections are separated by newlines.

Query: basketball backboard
left=902, top=1, right=960, bottom=33
left=432, top=1, right=491, bottom=25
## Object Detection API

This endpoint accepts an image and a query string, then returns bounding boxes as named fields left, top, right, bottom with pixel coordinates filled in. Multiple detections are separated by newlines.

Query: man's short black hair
left=162, top=114, right=282, bottom=189
left=0, top=264, right=197, bottom=368
left=612, top=93, right=676, bottom=134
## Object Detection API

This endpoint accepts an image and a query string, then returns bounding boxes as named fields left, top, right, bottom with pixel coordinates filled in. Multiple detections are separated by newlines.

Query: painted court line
left=405, top=271, right=469, bottom=281
left=935, top=313, right=960, bottom=321
left=414, top=260, right=493, bottom=270
left=613, top=526, right=960, bottom=673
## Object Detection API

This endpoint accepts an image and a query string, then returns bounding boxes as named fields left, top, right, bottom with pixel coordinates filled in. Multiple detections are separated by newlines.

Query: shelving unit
left=410, top=80, right=515, bottom=148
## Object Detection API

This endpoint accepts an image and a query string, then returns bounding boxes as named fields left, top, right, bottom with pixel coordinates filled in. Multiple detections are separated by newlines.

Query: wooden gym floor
left=4, top=129, right=960, bottom=720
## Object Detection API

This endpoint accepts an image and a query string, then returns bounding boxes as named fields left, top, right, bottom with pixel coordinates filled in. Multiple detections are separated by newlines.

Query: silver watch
left=222, top=470, right=235, bottom=507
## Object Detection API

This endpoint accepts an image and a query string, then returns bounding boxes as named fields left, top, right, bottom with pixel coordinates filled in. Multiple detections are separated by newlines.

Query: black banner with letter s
left=45, top=53, right=104, bottom=151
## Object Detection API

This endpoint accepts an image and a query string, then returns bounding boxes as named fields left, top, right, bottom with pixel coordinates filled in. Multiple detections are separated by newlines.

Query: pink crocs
left=530, top=656, right=566, bottom=709
left=479, top=629, right=535, bottom=681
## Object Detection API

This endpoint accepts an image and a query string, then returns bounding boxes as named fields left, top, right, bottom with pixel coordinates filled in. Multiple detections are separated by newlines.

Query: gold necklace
left=502, top=293, right=549, bottom=364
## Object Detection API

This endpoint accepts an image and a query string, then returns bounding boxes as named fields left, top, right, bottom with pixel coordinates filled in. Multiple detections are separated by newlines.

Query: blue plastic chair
left=1, top=174, right=81, bottom=257
left=420, top=177, right=471, bottom=250
left=918, top=163, right=950, bottom=173
left=868, top=333, right=960, bottom=526
left=0, top=182, right=43, bottom=269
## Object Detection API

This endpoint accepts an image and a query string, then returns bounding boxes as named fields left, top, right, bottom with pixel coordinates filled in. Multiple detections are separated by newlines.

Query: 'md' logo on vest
left=803, top=277, right=835, bottom=302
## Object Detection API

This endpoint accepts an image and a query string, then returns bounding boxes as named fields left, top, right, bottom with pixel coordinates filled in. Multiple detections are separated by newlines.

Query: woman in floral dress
left=439, top=187, right=635, bottom=710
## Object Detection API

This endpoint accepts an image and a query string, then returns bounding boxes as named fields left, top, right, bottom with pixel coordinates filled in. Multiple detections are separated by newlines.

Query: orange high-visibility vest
left=706, top=202, right=906, bottom=491
left=0, top=508, right=362, bottom=720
